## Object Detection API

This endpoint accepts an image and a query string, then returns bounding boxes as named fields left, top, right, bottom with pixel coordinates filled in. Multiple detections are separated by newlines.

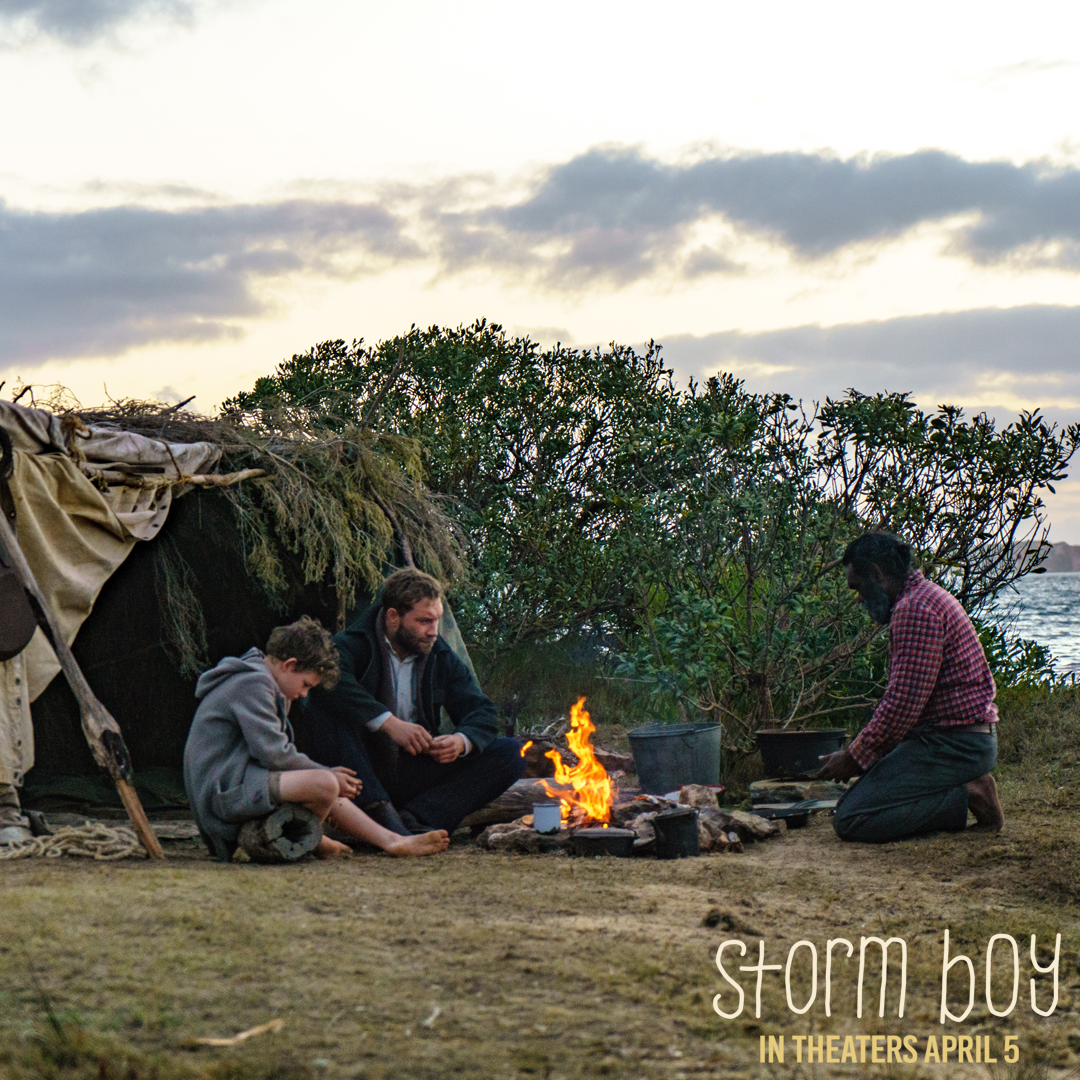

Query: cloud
left=658, top=305, right=1080, bottom=416
left=0, top=198, right=419, bottom=364
left=0, top=0, right=228, bottom=45
left=419, top=146, right=1080, bottom=287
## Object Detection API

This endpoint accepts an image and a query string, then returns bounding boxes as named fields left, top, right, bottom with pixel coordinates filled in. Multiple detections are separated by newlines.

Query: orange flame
left=520, top=740, right=533, bottom=758
left=541, top=697, right=613, bottom=825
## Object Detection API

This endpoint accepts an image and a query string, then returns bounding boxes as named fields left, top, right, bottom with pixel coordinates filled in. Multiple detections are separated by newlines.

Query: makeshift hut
left=0, top=391, right=468, bottom=810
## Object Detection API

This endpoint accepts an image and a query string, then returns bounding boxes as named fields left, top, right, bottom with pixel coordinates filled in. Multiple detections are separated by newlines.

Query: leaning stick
left=0, top=511, right=164, bottom=859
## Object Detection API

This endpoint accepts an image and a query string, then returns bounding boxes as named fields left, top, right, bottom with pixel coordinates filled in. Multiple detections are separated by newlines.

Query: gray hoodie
left=183, top=647, right=327, bottom=859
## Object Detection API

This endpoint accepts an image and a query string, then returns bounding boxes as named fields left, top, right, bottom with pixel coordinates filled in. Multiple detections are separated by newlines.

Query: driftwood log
left=236, top=804, right=323, bottom=863
left=460, top=778, right=573, bottom=830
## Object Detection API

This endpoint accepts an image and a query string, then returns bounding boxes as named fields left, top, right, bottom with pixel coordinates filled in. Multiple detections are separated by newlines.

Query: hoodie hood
left=195, top=647, right=270, bottom=700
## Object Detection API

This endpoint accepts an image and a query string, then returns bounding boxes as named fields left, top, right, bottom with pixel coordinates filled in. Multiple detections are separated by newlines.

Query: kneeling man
left=295, top=568, right=524, bottom=838
left=820, top=532, right=1004, bottom=842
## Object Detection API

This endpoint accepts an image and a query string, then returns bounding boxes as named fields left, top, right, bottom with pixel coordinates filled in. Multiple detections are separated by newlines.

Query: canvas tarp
left=0, top=401, right=219, bottom=786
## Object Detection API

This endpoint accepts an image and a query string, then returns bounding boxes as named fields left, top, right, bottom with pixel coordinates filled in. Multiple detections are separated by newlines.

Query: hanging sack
left=0, top=427, right=37, bottom=662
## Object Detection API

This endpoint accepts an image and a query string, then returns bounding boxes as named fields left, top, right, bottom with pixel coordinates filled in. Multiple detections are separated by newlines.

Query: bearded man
left=818, top=532, right=1004, bottom=842
left=294, top=568, right=524, bottom=839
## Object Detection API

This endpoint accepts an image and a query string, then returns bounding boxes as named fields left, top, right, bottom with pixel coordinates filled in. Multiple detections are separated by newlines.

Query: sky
left=4, top=0, right=1080, bottom=536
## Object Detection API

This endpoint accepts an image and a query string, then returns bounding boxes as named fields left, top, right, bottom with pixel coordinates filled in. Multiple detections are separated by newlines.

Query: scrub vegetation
left=225, top=320, right=1079, bottom=751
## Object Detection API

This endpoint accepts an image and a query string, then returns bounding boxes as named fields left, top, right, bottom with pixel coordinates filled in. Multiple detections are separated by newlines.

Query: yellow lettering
left=768, top=1035, right=784, bottom=1063
left=924, top=1036, right=939, bottom=1063
left=984, top=1035, right=996, bottom=1063
left=942, top=1035, right=957, bottom=1062
left=807, top=1035, right=824, bottom=1063
left=827, top=1034, right=840, bottom=1063
left=791, top=1035, right=806, bottom=1063
left=887, top=1035, right=902, bottom=1062
left=958, top=1035, right=973, bottom=1063
left=841, top=1036, right=857, bottom=1063
left=903, top=1035, right=919, bottom=1063
left=857, top=1034, right=870, bottom=1062
left=1004, top=1035, right=1018, bottom=1064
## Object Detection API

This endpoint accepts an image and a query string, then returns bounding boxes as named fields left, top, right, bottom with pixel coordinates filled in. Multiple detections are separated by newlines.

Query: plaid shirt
left=848, top=571, right=998, bottom=769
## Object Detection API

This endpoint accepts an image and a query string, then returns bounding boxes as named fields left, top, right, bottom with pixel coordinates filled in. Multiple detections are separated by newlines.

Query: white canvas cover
left=0, top=401, right=219, bottom=786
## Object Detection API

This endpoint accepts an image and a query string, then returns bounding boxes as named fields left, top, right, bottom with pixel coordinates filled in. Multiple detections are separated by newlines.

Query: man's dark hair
left=841, top=532, right=912, bottom=583
left=266, top=616, right=340, bottom=688
left=381, top=567, right=443, bottom=617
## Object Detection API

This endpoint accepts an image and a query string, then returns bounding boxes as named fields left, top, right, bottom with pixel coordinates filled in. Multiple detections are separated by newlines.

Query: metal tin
left=532, top=801, right=563, bottom=834
left=653, top=808, right=700, bottom=858
left=570, top=826, right=635, bottom=857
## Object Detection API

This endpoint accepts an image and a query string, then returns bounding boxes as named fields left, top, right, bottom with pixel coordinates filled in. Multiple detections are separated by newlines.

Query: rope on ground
left=0, top=822, right=144, bottom=860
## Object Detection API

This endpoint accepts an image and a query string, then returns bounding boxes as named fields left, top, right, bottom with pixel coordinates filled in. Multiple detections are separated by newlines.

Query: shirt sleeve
left=367, top=711, right=391, bottom=731
left=458, top=733, right=472, bottom=756
left=848, top=601, right=946, bottom=769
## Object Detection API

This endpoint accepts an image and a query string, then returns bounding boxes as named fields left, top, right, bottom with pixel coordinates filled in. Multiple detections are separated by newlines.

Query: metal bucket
left=653, top=808, right=700, bottom=859
left=627, top=722, right=723, bottom=795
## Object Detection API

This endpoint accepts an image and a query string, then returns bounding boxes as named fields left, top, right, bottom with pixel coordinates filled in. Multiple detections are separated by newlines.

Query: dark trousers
left=295, top=704, right=524, bottom=833
left=832, top=727, right=997, bottom=844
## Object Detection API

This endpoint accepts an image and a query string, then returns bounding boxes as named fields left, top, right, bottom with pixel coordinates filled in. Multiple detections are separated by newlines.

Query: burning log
left=459, top=779, right=575, bottom=831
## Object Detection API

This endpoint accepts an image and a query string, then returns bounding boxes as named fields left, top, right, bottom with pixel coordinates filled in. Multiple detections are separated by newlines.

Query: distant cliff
left=1043, top=542, right=1080, bottom=572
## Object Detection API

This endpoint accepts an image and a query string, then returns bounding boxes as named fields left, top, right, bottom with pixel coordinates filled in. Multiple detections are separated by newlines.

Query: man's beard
left=391, top=622, right=435, bottom=656
left=861, top=580, right=895, bottom=625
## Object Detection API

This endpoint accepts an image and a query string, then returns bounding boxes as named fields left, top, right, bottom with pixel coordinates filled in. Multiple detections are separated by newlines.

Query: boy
left=183, top=616, right=449, bottom=860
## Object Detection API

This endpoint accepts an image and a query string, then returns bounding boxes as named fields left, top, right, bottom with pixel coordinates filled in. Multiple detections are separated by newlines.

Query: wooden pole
left=0, top=509, right=164, bottom=859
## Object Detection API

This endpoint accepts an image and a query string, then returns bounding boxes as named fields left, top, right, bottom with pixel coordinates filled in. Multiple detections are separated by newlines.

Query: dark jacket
left=305, top=601, right=499, bottom=752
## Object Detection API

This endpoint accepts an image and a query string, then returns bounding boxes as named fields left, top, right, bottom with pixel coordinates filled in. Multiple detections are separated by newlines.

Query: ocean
left=998, top=572, right=1080, bottom=674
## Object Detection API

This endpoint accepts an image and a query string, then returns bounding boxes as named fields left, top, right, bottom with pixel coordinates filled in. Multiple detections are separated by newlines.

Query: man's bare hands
left=331, top=766, right=361, bottom=799
left=382, top=715, right=434, bottom=755
left=817, top=748, right=862, bottom=782
left=426, top=734, right=466, bottom=764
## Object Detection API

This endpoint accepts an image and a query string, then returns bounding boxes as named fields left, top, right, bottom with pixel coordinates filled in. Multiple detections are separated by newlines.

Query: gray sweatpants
left=833, top=727, right=997, bottom=844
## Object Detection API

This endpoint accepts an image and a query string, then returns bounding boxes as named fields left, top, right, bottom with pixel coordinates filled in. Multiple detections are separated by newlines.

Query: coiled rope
left=0, top=822, right=143, bottom=860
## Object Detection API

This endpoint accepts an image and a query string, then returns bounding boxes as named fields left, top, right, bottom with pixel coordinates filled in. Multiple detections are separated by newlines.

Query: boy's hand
left=331, top=766, right=361, bottom=798
left=426, top=734, right=466, bottom=764
left=382, top=716, right=434, bottom=755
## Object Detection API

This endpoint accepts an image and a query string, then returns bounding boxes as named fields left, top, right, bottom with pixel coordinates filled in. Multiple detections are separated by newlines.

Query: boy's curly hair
left=265, top=616, right=340, bottom=689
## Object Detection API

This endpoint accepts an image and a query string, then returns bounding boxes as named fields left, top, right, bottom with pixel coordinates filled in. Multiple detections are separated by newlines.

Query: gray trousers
left=833, top=727, right=997, bottom=844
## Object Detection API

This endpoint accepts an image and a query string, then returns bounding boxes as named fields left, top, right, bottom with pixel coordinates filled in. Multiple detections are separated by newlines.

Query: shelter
left=0, top=394, right=467, bottom=809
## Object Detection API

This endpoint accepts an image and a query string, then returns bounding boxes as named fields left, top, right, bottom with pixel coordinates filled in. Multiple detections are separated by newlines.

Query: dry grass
left=2, top=757, right=1080, bottom=1080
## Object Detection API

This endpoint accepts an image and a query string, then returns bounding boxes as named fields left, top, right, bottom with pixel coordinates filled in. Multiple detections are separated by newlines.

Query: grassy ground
left=3, top=689, right=1080, bottom=1080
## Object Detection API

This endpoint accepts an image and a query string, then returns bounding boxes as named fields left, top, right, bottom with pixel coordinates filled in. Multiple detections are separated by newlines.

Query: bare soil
left=1, top=764, right=1080, bottom=1080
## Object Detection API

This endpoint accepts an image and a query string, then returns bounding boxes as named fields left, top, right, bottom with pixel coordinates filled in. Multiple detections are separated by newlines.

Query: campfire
left=540, top=697, right=614, bottom=826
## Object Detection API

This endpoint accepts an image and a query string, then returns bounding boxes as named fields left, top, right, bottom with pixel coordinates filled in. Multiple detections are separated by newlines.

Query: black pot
left=653, top=808, right=700, bottom=859
left=756, top=728, right=847, bottom=779
left=571, top=827, right=635, bottom=857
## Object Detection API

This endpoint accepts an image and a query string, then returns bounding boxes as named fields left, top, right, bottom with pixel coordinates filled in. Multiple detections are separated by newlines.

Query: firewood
left=460, top=778, right=574, bottom=829
left=235, top=804, right=322, bottom=863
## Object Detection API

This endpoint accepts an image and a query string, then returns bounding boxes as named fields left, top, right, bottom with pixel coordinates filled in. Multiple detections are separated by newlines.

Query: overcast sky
left=4, top=0, right=1080, bottom=536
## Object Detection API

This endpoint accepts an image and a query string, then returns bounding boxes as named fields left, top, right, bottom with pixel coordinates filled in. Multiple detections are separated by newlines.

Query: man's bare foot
left=315, top=836, right=353, bottom=858
left=386, top=829, right=450, bottom=857
left=967, top=774, right=1005, bottom=830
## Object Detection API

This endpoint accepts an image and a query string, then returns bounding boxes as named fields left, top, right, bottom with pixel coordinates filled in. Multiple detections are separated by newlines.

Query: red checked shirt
left=848, top=571, right=998, bottom=769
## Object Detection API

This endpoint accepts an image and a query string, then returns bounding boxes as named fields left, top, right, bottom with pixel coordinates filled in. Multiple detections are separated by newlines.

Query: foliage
left=618, top=381, right=1079, bottom=749
left=225, top=322, right=1079, bottom=748
left=224, top=320, right=689, bottom=648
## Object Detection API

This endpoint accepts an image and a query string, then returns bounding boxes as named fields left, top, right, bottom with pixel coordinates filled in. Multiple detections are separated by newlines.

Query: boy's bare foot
left=315, top=836, right=353, bottom=858
left=967, top=774, right=1004, bottom=830
left=386, top=829, right=450, bottom=857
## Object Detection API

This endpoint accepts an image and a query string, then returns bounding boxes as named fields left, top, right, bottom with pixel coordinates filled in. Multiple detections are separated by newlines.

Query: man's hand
left=331, top=766, right=361, bottom=799
left=382, top=715, right=434, bottom=755
left=817, top=748, right=863, bottom=782
left=426, top=733, right=466, bottom=764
